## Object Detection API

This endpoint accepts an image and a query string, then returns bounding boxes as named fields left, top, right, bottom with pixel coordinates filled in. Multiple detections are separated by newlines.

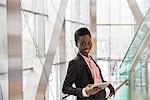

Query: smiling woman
left=62, top=27, right=115, bottom=100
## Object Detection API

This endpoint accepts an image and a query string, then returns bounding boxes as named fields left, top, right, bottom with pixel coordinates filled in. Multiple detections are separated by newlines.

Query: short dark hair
left=74, top=27, right=91, bottom=46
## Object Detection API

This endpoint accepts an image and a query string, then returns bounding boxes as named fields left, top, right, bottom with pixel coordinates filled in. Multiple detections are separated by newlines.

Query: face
left=77, top=34, right=92, bottom=57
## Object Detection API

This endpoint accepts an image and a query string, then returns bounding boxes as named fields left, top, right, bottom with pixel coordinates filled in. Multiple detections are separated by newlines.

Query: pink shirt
left=80, top=53, right=102, bottom=83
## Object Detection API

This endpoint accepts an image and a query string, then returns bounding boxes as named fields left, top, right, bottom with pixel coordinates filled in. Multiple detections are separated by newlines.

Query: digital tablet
left=92, top=82, right=110, bottom=90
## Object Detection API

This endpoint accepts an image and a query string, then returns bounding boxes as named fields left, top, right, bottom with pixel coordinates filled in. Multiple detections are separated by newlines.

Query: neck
left=79, top=52, right=89, bottom=58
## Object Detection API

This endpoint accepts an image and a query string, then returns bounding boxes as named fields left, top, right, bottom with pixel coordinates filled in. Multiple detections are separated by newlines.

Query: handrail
left=105, top=79, right=129, bottom=100
left=115, top=79, right=129, bottom=92
left=120, top=8, right=150, bottom=69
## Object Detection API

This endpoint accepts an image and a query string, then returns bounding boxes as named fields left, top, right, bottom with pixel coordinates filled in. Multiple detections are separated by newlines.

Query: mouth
left=84, top=49, right=90, bottom=53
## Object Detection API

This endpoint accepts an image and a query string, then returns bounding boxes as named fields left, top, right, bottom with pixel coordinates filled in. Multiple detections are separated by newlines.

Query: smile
left=85, top=50, right=89, bottom=53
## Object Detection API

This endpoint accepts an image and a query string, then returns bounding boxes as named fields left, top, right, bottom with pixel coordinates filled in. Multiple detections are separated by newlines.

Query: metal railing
left=118, top=8, right=150, bottom=100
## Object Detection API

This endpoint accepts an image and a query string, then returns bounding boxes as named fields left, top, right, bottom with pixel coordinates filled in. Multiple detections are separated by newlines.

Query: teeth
left=85, top=50, right=89, bottom=52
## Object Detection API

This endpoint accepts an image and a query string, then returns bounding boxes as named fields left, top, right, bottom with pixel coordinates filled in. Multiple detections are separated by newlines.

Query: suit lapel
left=77, top=53, right=94, bottom=83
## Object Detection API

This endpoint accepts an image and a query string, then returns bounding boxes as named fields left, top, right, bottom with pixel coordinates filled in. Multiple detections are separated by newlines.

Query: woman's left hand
left=108, top=84, right=115, bottom=97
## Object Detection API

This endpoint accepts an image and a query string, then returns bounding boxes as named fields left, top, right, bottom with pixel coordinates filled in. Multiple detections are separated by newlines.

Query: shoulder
left=68, top=55, right=84, bottom=69
left=69, top=56, right=80, bottom=65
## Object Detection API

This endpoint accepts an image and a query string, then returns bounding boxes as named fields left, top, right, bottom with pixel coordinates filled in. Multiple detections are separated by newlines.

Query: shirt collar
left=79, top=52, right=91, bottom=60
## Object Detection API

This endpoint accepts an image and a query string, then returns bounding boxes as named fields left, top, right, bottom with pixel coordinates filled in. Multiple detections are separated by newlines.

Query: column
left=7, top=0, right=22, bottom=99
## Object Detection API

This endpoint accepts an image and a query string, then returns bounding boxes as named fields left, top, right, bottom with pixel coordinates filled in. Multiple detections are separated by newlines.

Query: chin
left=80, top=51, right=89, bottom=56
left=83, top=53, right=89, bottom=56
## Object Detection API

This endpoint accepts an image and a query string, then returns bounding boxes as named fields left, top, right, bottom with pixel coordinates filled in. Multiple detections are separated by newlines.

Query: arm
left=62, top=60, right=102, bottom=98
left=62, top=60, right=83, bottom=98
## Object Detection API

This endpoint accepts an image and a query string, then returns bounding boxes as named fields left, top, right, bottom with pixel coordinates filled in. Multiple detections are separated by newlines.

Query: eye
left=88, top=42, right=91, bottom=45
left=81, top=42, right=86, bottom=46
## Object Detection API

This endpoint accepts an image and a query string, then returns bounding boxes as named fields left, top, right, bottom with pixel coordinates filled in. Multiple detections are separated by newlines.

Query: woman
left=62, top=27, right=115, bottom=100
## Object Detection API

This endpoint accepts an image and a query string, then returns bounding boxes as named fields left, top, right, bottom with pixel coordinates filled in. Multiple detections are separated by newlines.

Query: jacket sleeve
left=62, top=60, right=83, bottom=98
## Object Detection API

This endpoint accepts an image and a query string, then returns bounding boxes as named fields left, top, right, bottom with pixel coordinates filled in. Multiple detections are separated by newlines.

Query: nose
left=84, top=43, right=91, bottom=50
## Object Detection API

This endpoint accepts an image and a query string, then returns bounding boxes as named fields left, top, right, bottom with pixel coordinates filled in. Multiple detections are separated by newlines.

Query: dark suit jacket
left=62, top=53, right=106, bottom=100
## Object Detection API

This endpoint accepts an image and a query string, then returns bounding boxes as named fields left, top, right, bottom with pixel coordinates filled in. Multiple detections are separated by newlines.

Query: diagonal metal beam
left=127, top=0, right=143, bottom=24
left=7, top=0, right=23, bottom=99
left=59, top=22, right=66, bottom=99
left=24, top=0, right=68, bottom=100
left=35, top=0, right=68, bottom=98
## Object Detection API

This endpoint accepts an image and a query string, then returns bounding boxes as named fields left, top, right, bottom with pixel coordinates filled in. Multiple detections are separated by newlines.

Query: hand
left=108, top=84, right=115, bottom=97
left=85, top=84, right=101, bottom=96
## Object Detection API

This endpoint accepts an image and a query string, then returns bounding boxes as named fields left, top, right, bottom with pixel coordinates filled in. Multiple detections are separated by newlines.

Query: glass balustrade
left=119, top=8, right=150, bottom=100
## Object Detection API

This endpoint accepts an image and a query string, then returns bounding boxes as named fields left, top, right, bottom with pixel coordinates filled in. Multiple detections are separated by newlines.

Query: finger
left=109, top=92, right=113, bottom=97
left=111, top=91, right=115, bottom=96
